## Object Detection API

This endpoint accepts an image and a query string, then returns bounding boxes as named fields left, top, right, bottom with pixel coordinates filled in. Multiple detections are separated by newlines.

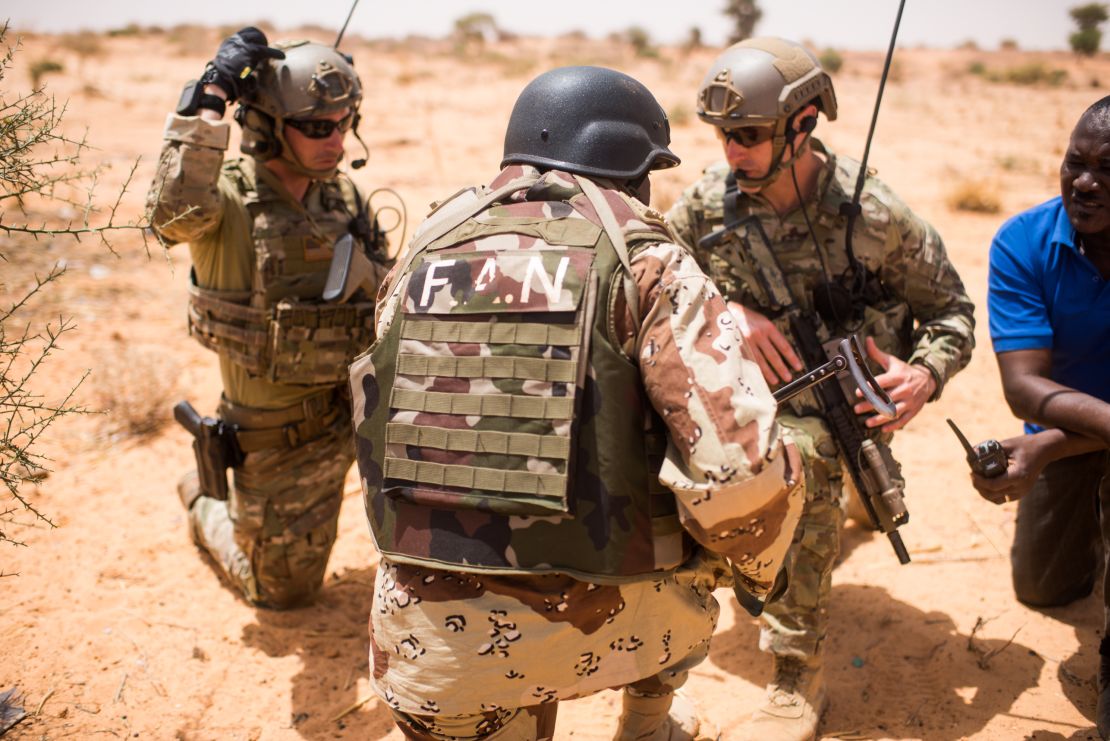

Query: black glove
left=206, top=27, right=285, bottom=102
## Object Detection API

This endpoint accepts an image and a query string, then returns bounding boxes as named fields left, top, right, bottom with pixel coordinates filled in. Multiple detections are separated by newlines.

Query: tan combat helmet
left=696, top=37, right=837, bottom=187
left=236, top=40, right=362, bottom=179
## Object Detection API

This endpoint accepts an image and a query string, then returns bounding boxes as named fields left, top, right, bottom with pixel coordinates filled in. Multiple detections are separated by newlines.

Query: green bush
left=58, top=31, right=102, bottom=58
left=1071, top=27, right=1103, bottom=55
left=625, top=26, right=657, bottom=58
left=1070, top=3, right=1108, bottom=55
left=975, top=62, right=1068, bottom=87
left=29, top=59, right=63, bottom=88
left=685, top=27, right=703, bottom=51
left=107, top=24, right=141, bottom=37
left=819, top=48, right=843, bottom=74
left=1006, top=62, right=1068, bottom=86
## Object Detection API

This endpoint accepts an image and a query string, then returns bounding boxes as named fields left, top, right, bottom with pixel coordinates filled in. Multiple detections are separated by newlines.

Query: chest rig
left=187, top=159, right=379, bottom=385
left=709, top=158, right=912, bottom=416
left=353, top=171, right=691, bottom=582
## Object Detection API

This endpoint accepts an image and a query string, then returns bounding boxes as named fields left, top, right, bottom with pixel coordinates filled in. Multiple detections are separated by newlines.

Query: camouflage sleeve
left=620, top=242, right=805, bottom=594
left=879, top=203, right=976, bottom=399
left=663, top=191, right=698, bottom=252
left=145, top=114, right=232, bottom=246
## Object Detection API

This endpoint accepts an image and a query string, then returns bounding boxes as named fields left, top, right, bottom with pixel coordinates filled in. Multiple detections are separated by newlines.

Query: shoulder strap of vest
left=722, top=170, right=741, bottom=230
left=387, top=173, right=541, bottom=304
left=573, top=175, right=640, bottom=321
left=720, top=209, right=798, bottom=317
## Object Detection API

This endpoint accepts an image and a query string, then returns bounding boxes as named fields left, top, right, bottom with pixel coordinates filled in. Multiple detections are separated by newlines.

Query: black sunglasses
left=721, top=124, right=776, bottom=148
left=285, top=112, right=356, bottom=139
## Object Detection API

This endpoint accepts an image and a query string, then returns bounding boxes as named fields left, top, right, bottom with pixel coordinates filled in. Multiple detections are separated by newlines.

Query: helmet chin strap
left=732, top=116, right=803, bottom=190
left=271, top=120, right=341, bottom=180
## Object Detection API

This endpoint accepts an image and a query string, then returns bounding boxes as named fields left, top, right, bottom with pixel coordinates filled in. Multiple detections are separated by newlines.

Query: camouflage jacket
left=666, top=140, right=975, bottom=402
left=146, top=114, right=383, bottom=408
left=356, top=166, right=804, bottom=714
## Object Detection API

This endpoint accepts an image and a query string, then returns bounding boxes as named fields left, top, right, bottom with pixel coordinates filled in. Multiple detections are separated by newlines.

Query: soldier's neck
left=754, top=149, right=824, bottom=217
left=263, top=158, right=311, bottom=203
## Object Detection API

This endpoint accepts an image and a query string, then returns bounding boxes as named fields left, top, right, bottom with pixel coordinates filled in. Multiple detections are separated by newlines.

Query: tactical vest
left=187, top=160, right=379, bottom=385
left=351, top=171, right=692, bottom=583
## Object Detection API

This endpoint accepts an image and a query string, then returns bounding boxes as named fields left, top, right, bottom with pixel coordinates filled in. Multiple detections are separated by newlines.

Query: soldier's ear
left=793, top=104, right=820, bottom=134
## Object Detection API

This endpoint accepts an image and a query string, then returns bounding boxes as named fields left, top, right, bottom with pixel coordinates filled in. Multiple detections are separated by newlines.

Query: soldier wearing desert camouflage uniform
left=349, top=66, right=806, bottom=740
left=147, top=28, right=388, bottom=608
left=666, top=38, right=975, bottom=740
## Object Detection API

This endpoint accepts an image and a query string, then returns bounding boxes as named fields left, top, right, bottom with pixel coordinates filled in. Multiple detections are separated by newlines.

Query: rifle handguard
left=773, top=336, right=895, bottom=420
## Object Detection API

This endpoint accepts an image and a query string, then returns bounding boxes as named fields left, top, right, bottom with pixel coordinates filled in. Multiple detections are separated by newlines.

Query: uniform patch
left=407, top=250, right=593, bottom=315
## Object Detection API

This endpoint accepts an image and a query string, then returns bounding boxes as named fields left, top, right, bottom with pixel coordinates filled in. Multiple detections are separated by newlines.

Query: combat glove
left=206, top=26, right=285, bottom=102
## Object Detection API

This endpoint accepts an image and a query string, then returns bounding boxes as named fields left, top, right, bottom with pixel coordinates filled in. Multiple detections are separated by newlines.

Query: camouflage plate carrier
left=187, top=160, right=379, bottom=385
left=353, top=171, right=693, bottom=583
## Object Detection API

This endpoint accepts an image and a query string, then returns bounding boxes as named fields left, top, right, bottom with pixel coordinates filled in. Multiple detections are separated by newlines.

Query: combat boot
left=176, top=470, right=204, bottom=546
left=1098, top=637, right=1110, bottom=740
left=733, top=655, right=827, bottom=741
left=613, top=688, right=720, bottom=741
left=177, top=470, right=203, bottom=511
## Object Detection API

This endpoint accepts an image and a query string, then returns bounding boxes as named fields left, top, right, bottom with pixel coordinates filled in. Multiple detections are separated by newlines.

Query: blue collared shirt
left=988, top=196, right=1110, bottom=433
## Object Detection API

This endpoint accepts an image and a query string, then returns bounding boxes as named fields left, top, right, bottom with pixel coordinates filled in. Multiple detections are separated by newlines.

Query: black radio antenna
left=334, top=0, right=361, bottom=49
left=840, top=0, right=908, bottom=282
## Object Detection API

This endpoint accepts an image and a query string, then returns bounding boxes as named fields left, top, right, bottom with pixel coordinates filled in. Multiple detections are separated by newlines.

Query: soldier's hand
left=728, top=302, right=802, bottom=386
left=853, top=336, right=935, bottom=432
left=971, top=434, right=1044, bottom=505
left=207, top=27, right=285, bottom=102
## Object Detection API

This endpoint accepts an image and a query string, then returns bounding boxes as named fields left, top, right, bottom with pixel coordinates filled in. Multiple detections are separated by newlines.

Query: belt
left=218, top=389, right=344, bottom=452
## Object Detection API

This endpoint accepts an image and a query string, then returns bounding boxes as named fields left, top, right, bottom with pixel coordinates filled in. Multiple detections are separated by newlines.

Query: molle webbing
left=385, top=459, right=566, bottom=500
left=386, top=424, right=571, bottom=459
left=188, top=280, right=269, bottom=376
left=399, top=320, right=580, bottom=346
left=269, top=300, right=376, bottom=384
left=391, top=387, right=575, bottom=419
left=188, top=278, right=375, bottom=385
left=395, top=354, right=577, bottom=383
left=383, top=300, right=586, bottom=517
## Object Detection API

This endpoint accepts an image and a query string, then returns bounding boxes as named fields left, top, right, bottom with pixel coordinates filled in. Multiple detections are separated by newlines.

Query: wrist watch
left=176, top=66, right=227, bottom=117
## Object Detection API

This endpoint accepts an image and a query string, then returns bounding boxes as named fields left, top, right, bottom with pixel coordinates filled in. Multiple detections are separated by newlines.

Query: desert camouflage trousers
left=369, top=552, right=726, bottom=730
left=760, top=414, right=848, bottom=659
left=188, top=403, right=354, bottom=608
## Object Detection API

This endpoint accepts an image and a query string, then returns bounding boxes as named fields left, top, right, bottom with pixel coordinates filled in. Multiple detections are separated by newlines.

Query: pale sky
left=5, top=1, right=1082, bottom=50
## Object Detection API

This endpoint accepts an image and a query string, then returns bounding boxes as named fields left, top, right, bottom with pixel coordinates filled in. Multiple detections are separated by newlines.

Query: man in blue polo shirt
left=975, top=95, right=1110, bottom=739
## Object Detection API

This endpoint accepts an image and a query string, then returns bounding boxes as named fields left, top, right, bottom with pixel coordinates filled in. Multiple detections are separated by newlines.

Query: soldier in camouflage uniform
left=147, top=28, right=388, bottom=608
left=666, top=39, right=975, bottom=740
left=349, top=66, right=806, bottom=740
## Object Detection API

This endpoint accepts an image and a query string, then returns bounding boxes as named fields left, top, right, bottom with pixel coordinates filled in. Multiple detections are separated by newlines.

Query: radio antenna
left=335, top=0, right=361, bottom=49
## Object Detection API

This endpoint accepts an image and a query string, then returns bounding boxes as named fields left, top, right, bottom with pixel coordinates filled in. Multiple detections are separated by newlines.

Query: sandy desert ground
left=2, top=25, right=1110, bottom=740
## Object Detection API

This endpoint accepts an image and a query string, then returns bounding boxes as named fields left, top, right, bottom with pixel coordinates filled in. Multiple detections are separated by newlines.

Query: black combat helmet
left=501, top=66, right=680, bottom=180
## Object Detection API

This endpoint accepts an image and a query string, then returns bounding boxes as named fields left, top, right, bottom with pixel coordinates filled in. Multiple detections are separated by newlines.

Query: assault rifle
left=730, top=333, right=901, bottom=618
left=700, top=215, right=912, bottom=566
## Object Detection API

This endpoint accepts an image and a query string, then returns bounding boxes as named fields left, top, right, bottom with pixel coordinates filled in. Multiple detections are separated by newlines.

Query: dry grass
left=28, top=58, right=63, bottom=88
left=668, top=103, right=692, bottom=127
left=968, top=60, right=1068, bottom=87
left=92, top=345, right=178, bottom=439
left=56, top=31, right=103, bottom=59
left=946, top=179, right=1002, bottom=214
